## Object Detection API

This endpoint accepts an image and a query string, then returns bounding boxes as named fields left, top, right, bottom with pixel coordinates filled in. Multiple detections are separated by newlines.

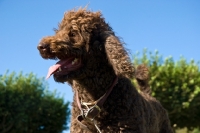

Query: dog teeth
left=72, top=58, right=78, bottom=65
left=59, top=67, right=62, bottom=71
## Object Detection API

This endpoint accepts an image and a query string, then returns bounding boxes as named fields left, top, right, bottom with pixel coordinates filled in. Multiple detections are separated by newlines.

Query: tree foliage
left=0, top=72, right=70, bottom=133
left=133, top=49, right=200, bottom=131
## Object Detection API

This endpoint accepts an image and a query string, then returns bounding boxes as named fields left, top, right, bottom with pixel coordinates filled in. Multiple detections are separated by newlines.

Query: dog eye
left=70, top=32, right=76, bottom=37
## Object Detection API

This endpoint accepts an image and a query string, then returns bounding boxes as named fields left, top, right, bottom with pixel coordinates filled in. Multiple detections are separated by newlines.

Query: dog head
left=37, top=8, right=134, bottom=83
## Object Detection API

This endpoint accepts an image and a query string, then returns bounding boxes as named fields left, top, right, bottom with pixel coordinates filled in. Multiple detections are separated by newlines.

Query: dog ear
left=101, top=31, right=135, bottom=78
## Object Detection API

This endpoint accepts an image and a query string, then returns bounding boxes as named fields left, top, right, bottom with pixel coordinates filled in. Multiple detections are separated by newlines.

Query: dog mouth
left=46, top=57, right=82, bottom=79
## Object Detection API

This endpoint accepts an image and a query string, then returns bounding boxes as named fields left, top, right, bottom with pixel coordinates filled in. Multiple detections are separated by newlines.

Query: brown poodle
left=37, top=7, right=173, bottom=133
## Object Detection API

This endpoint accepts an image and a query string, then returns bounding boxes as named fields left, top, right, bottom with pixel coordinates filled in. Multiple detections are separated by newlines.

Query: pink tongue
left=46, top=64, right=61, bottom=79
left=46, top=58, right=74, bottom=79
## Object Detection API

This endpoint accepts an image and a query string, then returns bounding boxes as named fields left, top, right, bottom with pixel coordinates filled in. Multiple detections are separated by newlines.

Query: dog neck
left=71, top=70, right=117, bottom=102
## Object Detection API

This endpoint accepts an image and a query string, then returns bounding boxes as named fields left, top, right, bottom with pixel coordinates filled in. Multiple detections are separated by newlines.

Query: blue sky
left=0, top=1, right=200, bottom=132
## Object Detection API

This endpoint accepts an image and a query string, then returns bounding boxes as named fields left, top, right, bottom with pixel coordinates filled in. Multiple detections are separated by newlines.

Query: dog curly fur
left=37, top=7, right=173, bottom=133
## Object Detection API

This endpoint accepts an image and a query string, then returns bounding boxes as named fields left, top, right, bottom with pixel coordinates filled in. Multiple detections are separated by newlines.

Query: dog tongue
left=46, top=58, right=73, bottom=79
left=46, top=64, right=61, bottom=79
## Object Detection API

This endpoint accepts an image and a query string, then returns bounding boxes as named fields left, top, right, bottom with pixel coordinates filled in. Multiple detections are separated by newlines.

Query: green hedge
left=0, top=72, right=70, bottom=133
left=133, top=49, right=200, bottom=131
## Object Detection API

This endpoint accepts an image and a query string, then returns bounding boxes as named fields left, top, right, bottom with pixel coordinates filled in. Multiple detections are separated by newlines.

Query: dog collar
left=75, top=76, right=118, bottom=132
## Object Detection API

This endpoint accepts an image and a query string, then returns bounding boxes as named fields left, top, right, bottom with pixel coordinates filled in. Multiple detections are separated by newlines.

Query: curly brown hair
left=37, top=7, right=173, bottom=133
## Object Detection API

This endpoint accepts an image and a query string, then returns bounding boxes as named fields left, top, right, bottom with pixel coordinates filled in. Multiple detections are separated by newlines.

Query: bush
left=0, top=71, right=70, bottom=133
left=133, top=49, right=200, bottom=131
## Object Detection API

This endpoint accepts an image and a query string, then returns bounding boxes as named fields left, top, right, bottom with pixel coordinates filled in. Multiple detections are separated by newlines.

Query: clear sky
left=0, top=1, right=200, bottom=132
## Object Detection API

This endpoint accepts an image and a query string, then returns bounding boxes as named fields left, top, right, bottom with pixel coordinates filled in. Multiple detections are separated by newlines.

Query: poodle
left=37, top=7, right=173, bottom=133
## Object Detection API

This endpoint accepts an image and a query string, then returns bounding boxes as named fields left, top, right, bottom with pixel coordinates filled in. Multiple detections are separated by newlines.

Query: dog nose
left=37, top=43, right=49, bottom=50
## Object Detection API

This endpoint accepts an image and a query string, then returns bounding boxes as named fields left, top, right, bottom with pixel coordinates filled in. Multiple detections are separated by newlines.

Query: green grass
left=176, top=128, right=200, bottom=133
